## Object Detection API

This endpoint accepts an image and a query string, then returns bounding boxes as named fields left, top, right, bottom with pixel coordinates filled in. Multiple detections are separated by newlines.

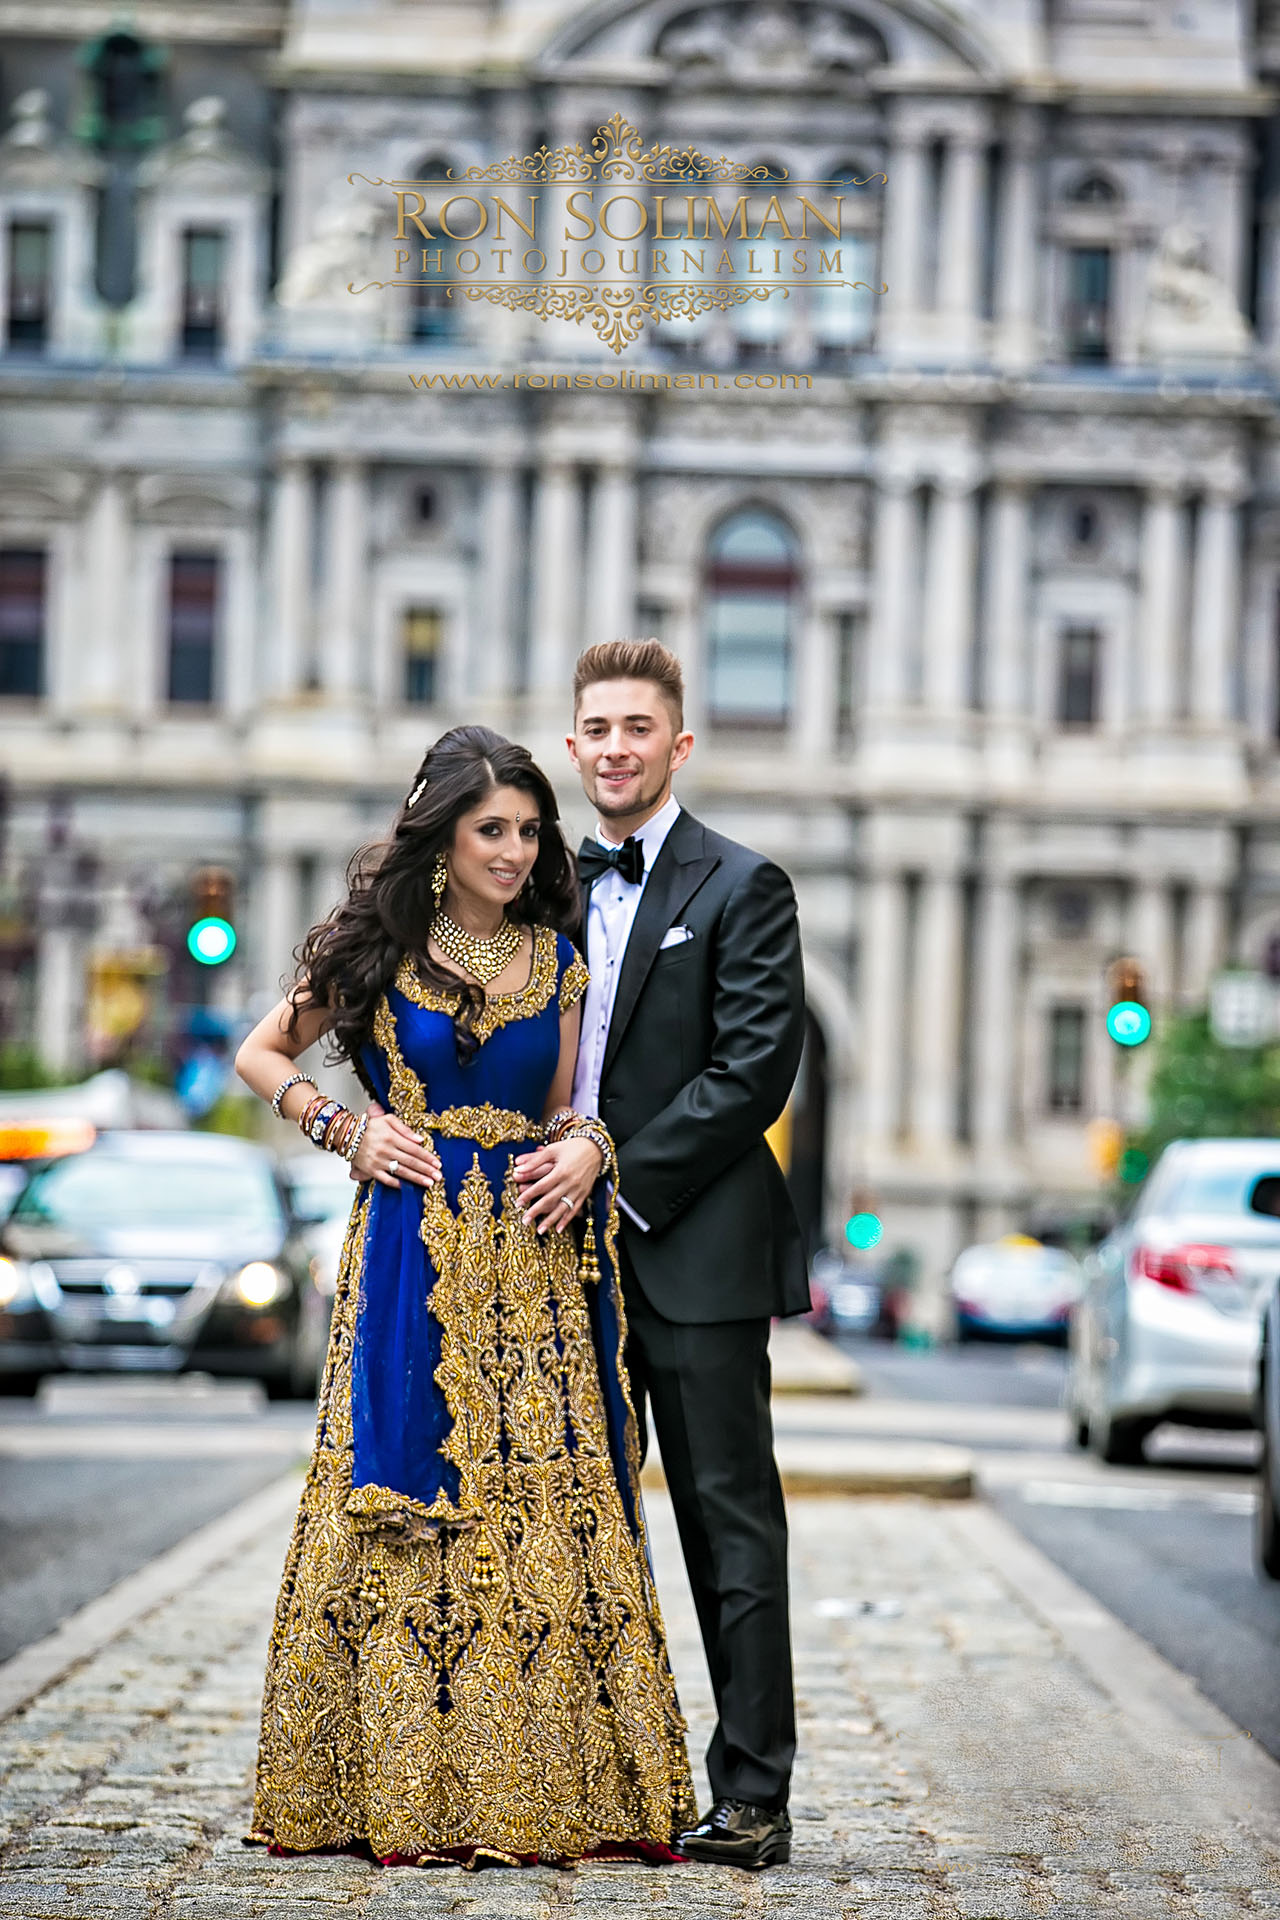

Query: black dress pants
left=619, top=1253, right=796, bottom=1810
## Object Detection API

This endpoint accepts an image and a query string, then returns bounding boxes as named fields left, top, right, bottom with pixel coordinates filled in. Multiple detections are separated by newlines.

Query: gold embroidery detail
left=249, top=1011, right=695, bottom=1865
left=391, top=924, right=558, bottom=1044
left=559, top=951, right=590, bottom=1013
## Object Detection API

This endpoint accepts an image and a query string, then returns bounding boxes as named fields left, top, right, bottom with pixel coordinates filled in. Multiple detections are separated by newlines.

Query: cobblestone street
left=1, top=1474, right=1278, bottom=1919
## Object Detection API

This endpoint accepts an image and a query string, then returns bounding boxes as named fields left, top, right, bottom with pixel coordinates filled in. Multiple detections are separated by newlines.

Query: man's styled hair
left=573, top=639, right=685, bottom=729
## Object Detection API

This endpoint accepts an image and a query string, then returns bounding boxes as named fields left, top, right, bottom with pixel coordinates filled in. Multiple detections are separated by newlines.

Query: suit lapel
left=602, top=812, right=719, bottom=1077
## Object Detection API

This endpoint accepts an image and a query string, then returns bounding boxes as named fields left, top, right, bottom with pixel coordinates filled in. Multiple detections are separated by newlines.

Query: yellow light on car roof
left=0, top=1119, right=97, bottom=1162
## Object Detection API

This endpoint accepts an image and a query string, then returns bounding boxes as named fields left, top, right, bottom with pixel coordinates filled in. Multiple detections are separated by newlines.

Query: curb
left=769, top=1322, right=865, bottom=1397
left=952, top=1502, right=1280, bottom=1837
left=0, top=1470, right=302, bottom=1724
left=643, top=1438, right=976, bottom=1501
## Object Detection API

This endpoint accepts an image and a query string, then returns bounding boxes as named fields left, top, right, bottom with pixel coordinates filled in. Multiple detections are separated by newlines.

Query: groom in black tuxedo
left=520, top=639, right=808, bottom=1870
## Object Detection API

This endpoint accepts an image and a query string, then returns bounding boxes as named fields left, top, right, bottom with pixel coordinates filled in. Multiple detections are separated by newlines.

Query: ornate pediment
left=656, top=3, right=886, bottom=81
left=0, top=469, right=86, bottom=520
left=135, top=473, right=256, bottom=522
left=137, top=98, right=269, bottom=196
left=0, top=90, right=104, bottom=192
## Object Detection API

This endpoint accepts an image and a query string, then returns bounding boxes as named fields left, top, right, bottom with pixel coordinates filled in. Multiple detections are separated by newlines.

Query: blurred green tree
left=1129, top=1012, right=1280, bottom=1167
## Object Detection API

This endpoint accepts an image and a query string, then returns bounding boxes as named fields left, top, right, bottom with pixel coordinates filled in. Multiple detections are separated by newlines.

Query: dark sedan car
left=0, top=1130, right=327, bottom=1398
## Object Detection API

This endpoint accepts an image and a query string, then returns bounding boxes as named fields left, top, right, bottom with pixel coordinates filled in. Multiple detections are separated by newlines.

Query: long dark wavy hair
left=288, top=726, right=579, bottom=1080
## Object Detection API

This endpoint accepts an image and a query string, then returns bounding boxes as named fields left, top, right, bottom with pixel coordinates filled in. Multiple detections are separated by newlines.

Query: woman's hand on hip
left=513, top=1137, right=604, bottom=1233
left=351, top=1100, right=442, bottom=1190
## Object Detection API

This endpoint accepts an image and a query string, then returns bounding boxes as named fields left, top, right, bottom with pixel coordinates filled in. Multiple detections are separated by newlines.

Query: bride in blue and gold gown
left=235, top=725, right=695, bottom=1869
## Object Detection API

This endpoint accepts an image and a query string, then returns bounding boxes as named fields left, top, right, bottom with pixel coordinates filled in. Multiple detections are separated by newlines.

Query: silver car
left=1067, top=1138, right=1280, bottom=1464
left=1258, top=1275, right=1280, bottom=1579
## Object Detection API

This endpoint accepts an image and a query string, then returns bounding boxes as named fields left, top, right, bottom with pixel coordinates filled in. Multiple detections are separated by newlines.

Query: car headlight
left=226, top=1261, right=288, bottom=1308
left=0, top=1257, right=36, bottom=1311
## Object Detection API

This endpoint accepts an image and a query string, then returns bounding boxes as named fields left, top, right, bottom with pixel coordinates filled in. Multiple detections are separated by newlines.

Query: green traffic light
left=187, top=917, right=237, bottom=966
left=1106, top=1000, right=1151, bottom=1047
left=845, top=1211, right=883, bottom=1250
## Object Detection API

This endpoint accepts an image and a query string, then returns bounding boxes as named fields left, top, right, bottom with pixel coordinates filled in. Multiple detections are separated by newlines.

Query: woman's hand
left=512, top=1137, right=605, bottom=1234
left=350, top=1100, right=442, bottom=1191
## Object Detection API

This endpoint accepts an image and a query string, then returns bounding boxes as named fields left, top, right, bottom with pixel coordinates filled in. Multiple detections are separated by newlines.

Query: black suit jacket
left=582, top=808, right=810, bottom=1325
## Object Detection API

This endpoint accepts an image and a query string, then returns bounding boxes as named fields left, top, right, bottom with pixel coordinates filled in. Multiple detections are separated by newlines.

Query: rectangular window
left=181, top=228, right=224, bottom=358
left=1047, top=1005, right=1086, bottom=1113
left=7, top=222, right=52, bottom=349
left=0, top=548, right=45, bottom=696
left=707, top=592, right=791, bottom=728
left=1057, top=624, right=1100, bottom=727
left=1065, top=246, right=1111, bottom=363
left=409, top=242, right=457, bottom=341
left=167, top=552, right=219, bottom=704
left=402, top=607, right=443, bottom=704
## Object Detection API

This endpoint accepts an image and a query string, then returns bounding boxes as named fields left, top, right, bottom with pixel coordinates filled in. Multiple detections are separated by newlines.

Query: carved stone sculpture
left=277, top=195, right=385, bottom=308
left=1139, top=223, right=1250, bottom=361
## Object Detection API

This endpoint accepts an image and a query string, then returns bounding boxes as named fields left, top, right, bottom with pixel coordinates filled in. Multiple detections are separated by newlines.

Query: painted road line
left=0, top=1469, right=301, bottom=1723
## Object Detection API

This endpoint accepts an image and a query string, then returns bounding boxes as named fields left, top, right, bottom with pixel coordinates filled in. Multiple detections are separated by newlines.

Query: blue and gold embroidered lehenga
left=248, top=927, right=695, bottom=1867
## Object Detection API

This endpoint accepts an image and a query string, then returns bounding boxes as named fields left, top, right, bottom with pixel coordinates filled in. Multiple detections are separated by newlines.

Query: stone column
left=529, top=459, right=576, bottom=694
left=1130, top=879, right=1176, bottom=1005
left=255, top=850, right=298, bottom=999
left=986, top=479, right=1030, bottom=715
left=866, top=474, right=916, bottom=707
left=35, top=926, right=79, bottom=1075
left=922, top=476, right=978, bottom=711
left=861, top=867, right=907, bottom=1147
left=879, top=125, right=926, bottom=330
left=794, top=605, right=836, bottom=758
left=937, top=131, right=985, bottom=335
left=476, top=458, right=520, bottom=699
left=269, top=457, right=311, bottom=698
left=321, top=458, right=367, bottom=698
left=912, top=870, right=964, bottom=1149
left=994, top=113, right=1039, bottom=369
left=1138, top=479, right=1185, bottom=724
left=971, top=873, right=1018, bottom=1151
left=1190, top=482, right=1241, bottom=728
left=588, top=459, right=637, bottom=647
left=83, top=472, right=130, bottom=708
left=1183, top=885, right=1228, bottom=1004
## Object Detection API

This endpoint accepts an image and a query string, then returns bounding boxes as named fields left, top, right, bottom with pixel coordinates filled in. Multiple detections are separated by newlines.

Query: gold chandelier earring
left=431, top=854, right=448, bottom=911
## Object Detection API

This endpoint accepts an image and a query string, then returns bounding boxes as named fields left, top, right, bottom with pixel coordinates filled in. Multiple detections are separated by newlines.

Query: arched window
left=705, top=509, right=798, bottom=728
left=405, top=155, right=459, bottom=342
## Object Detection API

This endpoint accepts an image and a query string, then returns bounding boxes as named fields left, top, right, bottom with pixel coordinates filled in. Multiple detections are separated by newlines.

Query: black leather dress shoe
left=677, top=1798, right=791, bottom=1869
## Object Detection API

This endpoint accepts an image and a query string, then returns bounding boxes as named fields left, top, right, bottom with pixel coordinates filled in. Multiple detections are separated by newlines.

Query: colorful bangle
left=271, top=1072, right=317, bottom=1118
left=544, top=1107, right=580, bottom=1144
left=343, top=1112, right=369, bottom=1165
left=300, top=1098, right=344, bottom=1147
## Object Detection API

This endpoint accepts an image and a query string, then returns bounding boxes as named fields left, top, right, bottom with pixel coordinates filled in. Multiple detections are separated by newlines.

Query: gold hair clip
left=406, top=777, right=428, bottom=809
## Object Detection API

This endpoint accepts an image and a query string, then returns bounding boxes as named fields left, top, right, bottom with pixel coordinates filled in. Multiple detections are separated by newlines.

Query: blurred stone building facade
left=5, top=0, right=1280, bottom=1316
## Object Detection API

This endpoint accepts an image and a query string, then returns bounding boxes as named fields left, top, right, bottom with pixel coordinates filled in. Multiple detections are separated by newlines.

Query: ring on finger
left=388, top=1158, right=399, bottom=1176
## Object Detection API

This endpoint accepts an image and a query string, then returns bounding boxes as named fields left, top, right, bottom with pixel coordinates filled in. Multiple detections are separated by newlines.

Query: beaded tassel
left=579, top=1212, right=601, bottom=1288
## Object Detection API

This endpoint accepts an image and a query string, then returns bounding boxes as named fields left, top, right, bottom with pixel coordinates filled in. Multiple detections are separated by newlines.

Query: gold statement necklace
left=430, top=910, right=524, bottom=987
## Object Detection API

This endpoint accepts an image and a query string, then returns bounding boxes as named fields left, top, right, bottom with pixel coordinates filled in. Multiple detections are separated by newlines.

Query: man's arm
left=616, top=860, right=804, bottom=1233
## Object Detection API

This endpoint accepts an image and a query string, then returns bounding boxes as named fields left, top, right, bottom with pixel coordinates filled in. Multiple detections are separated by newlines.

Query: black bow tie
left=578, top=836, right=645, bottom=887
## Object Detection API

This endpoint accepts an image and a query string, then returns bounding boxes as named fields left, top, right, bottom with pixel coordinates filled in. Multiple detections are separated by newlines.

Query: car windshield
left=284, top=1159, right=356, bottom=1222
left=10, top=1149, right=283, bottom=1233
left=1156, top=1159, right=1280, bottom=1218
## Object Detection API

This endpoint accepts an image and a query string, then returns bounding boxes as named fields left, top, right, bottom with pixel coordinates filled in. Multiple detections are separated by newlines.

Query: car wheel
left=0, top=1371, right=43, bottom=1397
left=1257, top=1423, right=1280, bottom=1581
left=1090, top=1407, right=1150, bottom=1466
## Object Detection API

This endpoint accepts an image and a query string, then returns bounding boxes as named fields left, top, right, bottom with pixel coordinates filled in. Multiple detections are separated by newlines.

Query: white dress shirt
left=571, top=792, right=682, bottom=1233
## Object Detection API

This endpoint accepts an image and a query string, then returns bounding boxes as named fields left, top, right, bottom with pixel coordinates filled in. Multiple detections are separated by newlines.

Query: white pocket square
left=659, top=924, right=695, bottom=949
